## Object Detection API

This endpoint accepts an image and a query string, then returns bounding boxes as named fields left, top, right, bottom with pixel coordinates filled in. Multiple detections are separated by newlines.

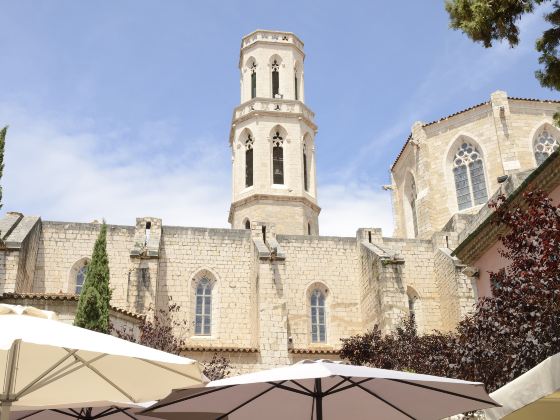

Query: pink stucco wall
left=474, top=184, right=560, bottom=298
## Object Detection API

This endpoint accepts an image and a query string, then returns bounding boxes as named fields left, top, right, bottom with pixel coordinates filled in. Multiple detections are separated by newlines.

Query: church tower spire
left=228, top=30, right=320, bottom=235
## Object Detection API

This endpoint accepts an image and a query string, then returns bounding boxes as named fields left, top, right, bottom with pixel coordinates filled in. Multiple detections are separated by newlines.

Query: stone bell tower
left=228, top=30, right=320, bottom=236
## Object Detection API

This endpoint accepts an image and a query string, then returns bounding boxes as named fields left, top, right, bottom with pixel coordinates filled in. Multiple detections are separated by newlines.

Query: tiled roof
left=182, top=346, right=259, bottom=353
left=0, top=292, right=145, bottom=320
left=391, top=96, right=560, bottom=170
left=508, top=97, right=560, bottom=104
left=289, top=348, right=340, bottom=355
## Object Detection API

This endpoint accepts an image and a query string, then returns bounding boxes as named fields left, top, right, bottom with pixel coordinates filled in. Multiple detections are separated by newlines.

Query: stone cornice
left=239, top=30, right=305, bottom=67
left=229, top=98, right=317, bottom=144
left=453, top=151, right=560, bottom=264
left=228, top=194, right=321, bottom=223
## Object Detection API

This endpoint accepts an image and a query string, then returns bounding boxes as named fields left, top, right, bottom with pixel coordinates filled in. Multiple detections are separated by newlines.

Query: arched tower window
left=76, top=265, right=87, bottom=294
left=245, top=134, right=254, bottom=187
left=310, top=289, right=326, bottom=343
left=244, top=219, right=251, bottom=229
left=271, top=59, right=280, bottom=98
left=534, top=128, right=559, bottom=166
left=452, top=142, right=488, bottom=210
left=272, top=131, right=284, bottom=184
left=247, top=59, right=257, bottom=99
left=303, top=143, right=309, bottom=192
left=308, top=222, right=311, bottom=235
left=194, top=277, right=212, bottom=336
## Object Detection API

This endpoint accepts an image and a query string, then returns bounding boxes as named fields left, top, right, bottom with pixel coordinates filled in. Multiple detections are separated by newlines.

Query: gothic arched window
left=534, top=129, right=559, bottom=166
left=76, top=265, right=87, bottom=294
left=245, top=134, right=254, bottom=187
left=310, top=289, right=326, bottom=343
left=303, top=143, right=309, bottom=191
left=194, top=278, right=212, bottom=336
left=272, top=131, right=284, bottom=184
left=249, top=60, right=257, bottom=99
left=407, top=286, right=420, bottom=325
left=453, top=142, right=488, bottom=210
left=245, top=219, right=251, bottom=230
left=272, top=59, right=280, bottom=98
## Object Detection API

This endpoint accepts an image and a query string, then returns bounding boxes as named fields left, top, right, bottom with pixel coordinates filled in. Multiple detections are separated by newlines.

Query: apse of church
left=0, top=30, right=559, bottom=374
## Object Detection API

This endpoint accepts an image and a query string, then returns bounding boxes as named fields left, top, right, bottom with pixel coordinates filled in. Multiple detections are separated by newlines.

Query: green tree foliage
left=341, top=190, right=560, bottom=392
left=445, top=0, right=560, bottom=125
left=74, top=222, right=111, bottom=333
left=0, top=126, right=7, bottom=210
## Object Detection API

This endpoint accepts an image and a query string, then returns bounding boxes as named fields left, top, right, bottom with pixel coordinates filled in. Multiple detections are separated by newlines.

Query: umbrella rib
left=15, top=349, right=79, bottom=398
left=50, top=409, right=85, bottom=419
left=70, top=351, right=137, bottom=403
left=322, top=377, right=374, bottom=396
left=266, top=382, right=314, bottom=397
left=92, top=407, right=134, bottom=420
left=11, top=410, right=43, bottom=420
left=388, top=380, right=499, bottom=407
left=287, top=380, right=314, bottom=395
left=139, top=358, right=203, bottom=383
left=323, top=377, right=355, bottom=395
left=104, top=407, right=138, bottom=420
left=346, top=378, right=417, bottom=420
left=18, top=353, right=106, bottom=398
left=216, top=382, right=287, bottom=420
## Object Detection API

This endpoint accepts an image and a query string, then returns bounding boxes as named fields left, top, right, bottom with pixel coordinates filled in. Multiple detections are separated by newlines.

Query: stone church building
left=1, top=30, right=559, bottom=373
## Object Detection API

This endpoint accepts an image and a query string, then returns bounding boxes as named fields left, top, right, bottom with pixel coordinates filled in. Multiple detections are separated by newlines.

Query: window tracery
left=76, top=265, right=87, bottom=294
left=452, top=142, right=488, bottom=210
left=534, top=129, right=559, bottom=166
left=310, top=289, right=326, bottom=343
left=194, top=277, right=212, bottom=336
left=272, top=59, right=280, bottom=98
left=272, top=131, right=284, bottom=184
left=245, top=134, right=254, bottom=187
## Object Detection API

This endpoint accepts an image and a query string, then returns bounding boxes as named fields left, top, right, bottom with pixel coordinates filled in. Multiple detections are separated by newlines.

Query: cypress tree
left=74, top=222, right=111, bottom=333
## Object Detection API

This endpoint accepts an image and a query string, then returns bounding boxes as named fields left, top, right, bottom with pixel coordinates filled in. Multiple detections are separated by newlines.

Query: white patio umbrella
left=144, top=359, right=499, bottom=420
left=0, top=304, right=205, bottom=420
left=483, top=352, right=560, bottom=419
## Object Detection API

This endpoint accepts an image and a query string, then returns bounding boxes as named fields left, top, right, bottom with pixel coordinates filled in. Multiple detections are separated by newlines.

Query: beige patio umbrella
left=144, top=359, right=499, bottom=420
left=483, top=352, right=560, bottom=419
left=0, top=304, right=206, bottom=420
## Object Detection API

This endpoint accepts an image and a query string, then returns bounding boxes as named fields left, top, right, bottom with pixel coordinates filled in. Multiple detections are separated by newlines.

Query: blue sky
left=1, top=1, right=558, bottom=236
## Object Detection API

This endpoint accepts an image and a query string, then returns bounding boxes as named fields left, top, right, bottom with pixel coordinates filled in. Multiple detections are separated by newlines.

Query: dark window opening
left=294, top=75, right=298, bottom=100
left=262, top=226, right=267, bottom=243
left=273, top=131, right=284, bottom=184
left=272, top=60, right=279, bottom=97
left=145, top=221, right=152, bottom=245
left=273, top=146, right=284, bottom=184
left=245, top=220, right=251, bottom=230
left=303, top=150, right=308, bottom=191
left=308, top=223, right=311, bottom=235
left=251, top=71, right=256, bottom=99
left=368, top=231, right=372, bottom=243
left=245, top=148, right=253, bottom=187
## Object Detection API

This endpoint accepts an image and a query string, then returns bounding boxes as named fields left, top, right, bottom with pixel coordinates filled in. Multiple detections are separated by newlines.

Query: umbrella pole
left=0, top=402, right=11, bottom=420
left=314, top=379, right=323, bottom=420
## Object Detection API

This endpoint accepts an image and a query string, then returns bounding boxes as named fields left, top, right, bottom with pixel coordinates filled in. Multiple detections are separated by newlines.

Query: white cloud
left=318, top=183, right=393, bottom=237
left=1, top=105, right=395, bottom=235
left=1, top=105, right=231, bottom=228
